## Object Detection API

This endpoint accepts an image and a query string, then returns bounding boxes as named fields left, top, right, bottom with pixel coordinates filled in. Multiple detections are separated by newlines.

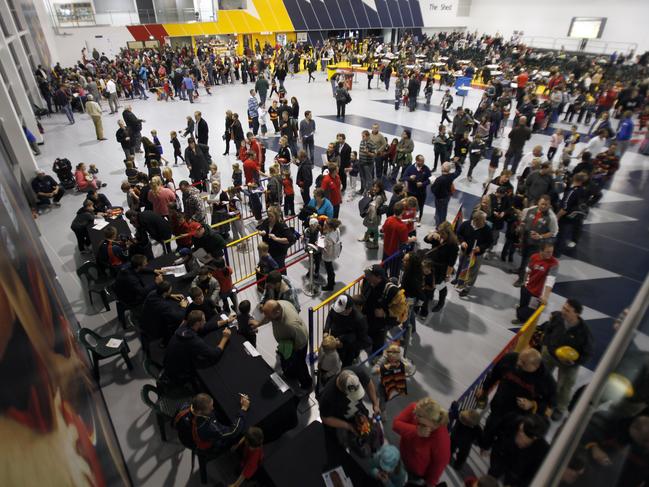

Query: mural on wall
left=0, top=143, right=131, bottom=485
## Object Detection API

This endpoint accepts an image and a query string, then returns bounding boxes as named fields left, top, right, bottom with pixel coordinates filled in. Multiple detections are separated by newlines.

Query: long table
left=262, top=421, right=382, bottom=487
left=197, top=332, right=298, bottom=442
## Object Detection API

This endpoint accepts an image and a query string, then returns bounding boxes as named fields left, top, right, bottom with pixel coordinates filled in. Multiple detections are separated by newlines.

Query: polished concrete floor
left=33, top=70, right=648, bottom=486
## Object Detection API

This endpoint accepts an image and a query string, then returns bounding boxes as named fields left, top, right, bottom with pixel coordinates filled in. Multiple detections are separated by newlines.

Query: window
left=568, top=17, right=607, bottom=39
left=7, top=0, right=23, bottom=31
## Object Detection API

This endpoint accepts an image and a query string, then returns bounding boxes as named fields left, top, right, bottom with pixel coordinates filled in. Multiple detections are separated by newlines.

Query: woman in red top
left=392, top=398, right=451, bottom=487
left=320, top=163, right=342, bottom=218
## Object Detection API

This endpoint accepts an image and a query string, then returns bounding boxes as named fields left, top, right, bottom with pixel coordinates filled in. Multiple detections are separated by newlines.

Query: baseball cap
left=338, top=370, right=365, bottom=402
left=364, top=264, right=386, bottom=279
left=377, top=444, right=401, bottom=472
left=309, top=218, right=319, bottom=227
left=333, top=294, right=353, bottom=314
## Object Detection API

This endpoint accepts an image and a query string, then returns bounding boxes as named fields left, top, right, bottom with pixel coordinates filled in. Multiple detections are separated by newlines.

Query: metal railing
left=521, top=36, right=637, bottom=56
left=307, top=249, right=405, bottom=363
left=223, top=215, right=305, bottom=287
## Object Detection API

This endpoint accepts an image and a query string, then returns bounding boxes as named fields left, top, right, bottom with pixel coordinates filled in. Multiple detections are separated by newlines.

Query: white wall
left=50, top=26, right=135, bottom=66
left=465, top=0, right=649, bottom=54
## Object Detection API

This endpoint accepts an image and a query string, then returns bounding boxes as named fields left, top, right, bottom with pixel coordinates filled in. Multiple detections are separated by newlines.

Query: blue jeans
left=435, top=197, right=450, bottom=226
left=504, top=150, right=523, bottom=174
left=140, top=79, right=149, bottom=99
left=62, top=103, right=74, bottom=123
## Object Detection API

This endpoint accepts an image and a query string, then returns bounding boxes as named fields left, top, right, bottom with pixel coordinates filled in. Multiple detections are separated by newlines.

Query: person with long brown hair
left=422, top=221, right=459, bottom=314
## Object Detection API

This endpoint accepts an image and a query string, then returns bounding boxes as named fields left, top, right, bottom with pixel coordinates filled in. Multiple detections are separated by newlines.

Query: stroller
left=52, top=158, right=75, bottom=189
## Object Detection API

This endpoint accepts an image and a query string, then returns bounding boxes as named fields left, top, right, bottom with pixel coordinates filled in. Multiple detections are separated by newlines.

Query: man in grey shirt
left=524, top=162, right=554, bottom=205
left=369, top=123, right=388, bottom=179
left=299, top=110, right=316, bottom=163
left=358, top=130, right=376, bottom=194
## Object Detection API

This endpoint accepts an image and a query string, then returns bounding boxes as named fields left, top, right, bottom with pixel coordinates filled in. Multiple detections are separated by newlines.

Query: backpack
left=358, top=195, right=372, bottom=218
left=382, top=281, right=409, bottom=324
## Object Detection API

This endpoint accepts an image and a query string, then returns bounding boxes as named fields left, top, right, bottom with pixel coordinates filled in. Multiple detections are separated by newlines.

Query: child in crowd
left=256, top=241, right=278, bottom=293
left=402, top=196, right=419, bottom=236
left=418, top=259, right=435, bottom=318
left=484, top=148, right=502, bottom=189
left=170, top=131, right=184, bottom=165
left=258, top=103, right=268, bottom=139
left=347, top=150, right=360, bottom=198
left=236, top=300, right=259, bottom=347
left=317, top=335, right=342, bottom=394
left=227, top=186, right=246, bottom=245
left=88, top=163, right=99, bottom=177
left=231, top=162, right=243, bottom=189
left=230, top=427, right=264, bottom=487
left=303, top=217, right=321, bottom=279
left=369, top=444, right=408, bottom=487
left=208, top=163, right=221, bottom=184
left=547, top=128, right=564, bottom=161
left=372, top=343, right=415, bottom=406
left=266, top=165, right=283, bottom=208
left=151, top=129, right=168, bottom=165
left=212, top=258, right=237, bottom=313
left=386, top=182, right=406, bottom=217
left=162, top=78, right=173, bottom=101
left=147, top=160, right=161, bottom=180
left=450, top=409, right=483, bottom=470
left=124, top=160, right=138, bottom=186
left=282, top=170, right=295, bottom=216
left=560, top=144, right=575, bottom=168
left=387, top=138, right=398, bottom=174
left=247, top=182, right=264, bottom=222
left=565, top=124, right=580, bottom=147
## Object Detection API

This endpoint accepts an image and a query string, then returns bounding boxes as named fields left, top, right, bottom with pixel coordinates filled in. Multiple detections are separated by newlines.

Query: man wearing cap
left=540, top=299, right=593, bottom=421
left=85, top=94, right=106, bottom=140
left=32, top=170, right=64, bottom=207
left=324, top=294, right=371, bottom=366
left=259, top=300, right=312, bottom=391
left=318, top=367, right=381, bottom=447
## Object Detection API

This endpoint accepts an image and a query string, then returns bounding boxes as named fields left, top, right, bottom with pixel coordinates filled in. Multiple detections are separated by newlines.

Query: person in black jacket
left=477, top=349, right=556, bottom=449
left=195, top=111, right=209, bottom=145
left=423, top=221, right=459, bottom=314
left=163, top=310, right=231, bottom=389
left=223, top=110, right=233, bottom=155
left=555, top=173, right=589, bottom=257
left=84, top=190, right=112, bottom=214
left=174, top=391, right=248, bottom=453
left=70, top=200, right=95, bottom=252
left=231, top=113, right=245, bottom=157
left=335, top=133, right=351, bottom=191
left=488, top=413, right=550, bottom=487
left=184, top=138, right=209, bottom=191
left=431, top=160, right=462, bottom=226
left=454, top=211, right=493, bottom=296
left=116, top=120, right=135, bottom=160
left=324, top=293, right=371, bottom=366
left=122, top=105, right=144, bottom=153
left=141, top=280, right=187, bottom=347
left=295, top=149, right=313, bottom=204
left=125, top=209, right=173, bottom=253
left=113, top=254, right=161, bottom=325
left=540, top=299, right=593, bottom=420
left=192, top=222, right=226, bottom=260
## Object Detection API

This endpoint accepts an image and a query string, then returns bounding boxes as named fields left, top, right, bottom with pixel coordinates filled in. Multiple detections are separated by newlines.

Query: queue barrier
left=449, top=304, right=546, bottom=423
left=163, top=214, right=241, bottom=244
left=307, top=249, right=405, bottom=363
left=223, top=215, right=305, bottom=287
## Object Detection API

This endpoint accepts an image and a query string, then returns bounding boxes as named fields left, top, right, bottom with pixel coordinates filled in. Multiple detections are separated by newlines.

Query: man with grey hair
left=430, top=159, right=462, bottom=226
left=258, top=299, right=312, bottom=392
left=85, top=95, right=106, bottom=141
left=455, top=210, right=493, bottom=296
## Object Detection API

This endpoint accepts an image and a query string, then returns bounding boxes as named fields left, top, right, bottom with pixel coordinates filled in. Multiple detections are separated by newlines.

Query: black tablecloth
left=88, top=216, right=131, bottom=255
left=142, top=252, right=195, bottom=296
left=261, top=421, right=382, bottom=487
left=197, top=332, right=298, bottom=442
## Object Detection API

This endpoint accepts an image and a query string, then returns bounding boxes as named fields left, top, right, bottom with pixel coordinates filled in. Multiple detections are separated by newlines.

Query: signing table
left=88, top=214, right=131, bottom=256
left=262, top=421, right=382, bottom=487
left=198, top=332, right=298, bottom=442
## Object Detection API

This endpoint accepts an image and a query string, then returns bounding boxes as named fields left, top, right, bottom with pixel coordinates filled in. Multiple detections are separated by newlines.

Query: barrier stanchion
left=302, top=245, right=319, bottom=298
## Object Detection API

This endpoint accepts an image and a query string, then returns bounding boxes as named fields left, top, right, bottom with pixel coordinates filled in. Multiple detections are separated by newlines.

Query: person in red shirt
left=170, top=210, right=201, bottom=249
left=247, top=132, right=264, bottom=172
left=516, top=69, right=529, bottom=104
left=243, top=152, right=260, bottom=185
left=513, top=242, right=558, bottom=324
left=230, top=426, right=264, bottom=487
left=320, top=163, right=342, bottom=218
left=211, top=257, right=237, bottom=313
left=281, top=169, right=295, bottom=216
left=381, top=202, right=417, bottom=277
left=392, top=398, right=451, bottom=487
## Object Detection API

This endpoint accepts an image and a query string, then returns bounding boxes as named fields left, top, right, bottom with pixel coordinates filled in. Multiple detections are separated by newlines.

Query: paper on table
left=106, top=338, right=123, bottom=348
left=243, top=341, right=261, bottom=357
left=159, top=265, right=186, bottom=277
left=270, top=372, right=290, bottom=393
left=93, top=220, right=109, bottom=230
left=322, top=467, right=352, bottom=487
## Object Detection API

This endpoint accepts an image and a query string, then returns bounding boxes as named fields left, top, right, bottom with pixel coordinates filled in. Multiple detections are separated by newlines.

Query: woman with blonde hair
left=161, top=166, right=176, bottom=192
left=147, top=176, right=176, bottom=217
left=257, top=205, right=295, bottom=271
left=392, top=397, right=451, bottom=486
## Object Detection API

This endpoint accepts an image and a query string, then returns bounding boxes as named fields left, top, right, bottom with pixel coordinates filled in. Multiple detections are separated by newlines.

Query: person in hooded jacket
left=70, top=199, right=95, bottom=253
left=163, top=310, right=232, bottom=389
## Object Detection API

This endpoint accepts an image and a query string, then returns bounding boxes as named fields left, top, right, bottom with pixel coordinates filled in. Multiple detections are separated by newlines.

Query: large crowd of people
left=31, top=29, right=649, bottom=487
